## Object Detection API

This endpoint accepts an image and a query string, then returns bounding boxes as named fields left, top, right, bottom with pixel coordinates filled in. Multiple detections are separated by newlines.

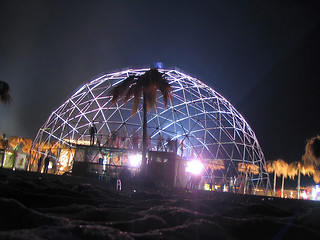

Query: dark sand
left=0, top=168, right=320, bottom=240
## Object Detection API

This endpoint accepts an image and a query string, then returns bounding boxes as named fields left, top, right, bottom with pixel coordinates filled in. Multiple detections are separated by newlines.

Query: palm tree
left=267, top=159, right=288, bottom=197
left=238, top=163, right=259, bottom=194
left=288, top=161, right=300, bottom=198
left=299, top=136, right=320, bottom=196
left=266, top=161, right=277, bottom=196
left=111, top=68, right=172, bottom=172
left=0, top=80, right=12, bottom=104
left=276, top=159, right=289, bottom=198
left=289, top=159, right=315, bottom=199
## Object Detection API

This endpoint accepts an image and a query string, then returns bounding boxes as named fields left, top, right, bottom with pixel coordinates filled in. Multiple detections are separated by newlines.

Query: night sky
left=1, top=1, right=320, bottom=165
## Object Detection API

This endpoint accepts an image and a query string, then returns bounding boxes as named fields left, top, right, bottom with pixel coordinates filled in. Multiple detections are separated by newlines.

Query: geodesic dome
left=31, top=68, right=270, bottom=192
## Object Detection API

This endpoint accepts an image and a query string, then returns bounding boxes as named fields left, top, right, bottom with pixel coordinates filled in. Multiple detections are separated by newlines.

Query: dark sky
left=1, top=0, right=320, bottom=164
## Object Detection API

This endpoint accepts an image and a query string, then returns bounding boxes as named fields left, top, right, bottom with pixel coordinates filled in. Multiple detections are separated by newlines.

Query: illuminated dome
left=30, top=68, right=270, bottom=192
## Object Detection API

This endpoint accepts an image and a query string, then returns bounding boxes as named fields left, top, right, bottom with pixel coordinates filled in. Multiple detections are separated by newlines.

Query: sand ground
left=0, top=168, right=320, bottom=239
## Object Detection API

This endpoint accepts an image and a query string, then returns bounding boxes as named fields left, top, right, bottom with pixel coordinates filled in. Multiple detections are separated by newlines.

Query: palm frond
left=111, top=76, right=135, bottom=103
left=238, top=163, right=259, bottom=174
left=303, top=136, right=320, bottom=167
left=273, top=159, right=288, bottom=177
left=265, top=161, right=275, bottom=173
left=313, top=170, right=320, bottom=183
left=301, top=161, right=315, bottom=176
left=124, top=83, right=136, bottom=103
left=312, top=137, right=320, bottom=158
left=150, top=69, right=172, bottom=108
left=131, top=84, right=142, bottom=115
left=146, top=87, right=157, bottom=111
left=159, top=82, right=172, bottom=108
left=0, top=80, right=12, bottom=104
left=110, top=68, right=172, bottom=115
left=210, top=159, right=225, bottom=170
left=287, top=162, right=298, bottom=179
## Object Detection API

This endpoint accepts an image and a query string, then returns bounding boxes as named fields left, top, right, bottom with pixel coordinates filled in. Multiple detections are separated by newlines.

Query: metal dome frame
left=30, top=68, right=271, bottom=193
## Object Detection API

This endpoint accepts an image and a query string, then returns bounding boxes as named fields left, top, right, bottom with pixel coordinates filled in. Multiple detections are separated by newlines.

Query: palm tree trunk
left=273, top=171, right=277, bottom=197
left=141, top=92, right=147, bottom=173
left=297, top=168, right=301, bottom=199
left=281, top=174, right=285, bottom=198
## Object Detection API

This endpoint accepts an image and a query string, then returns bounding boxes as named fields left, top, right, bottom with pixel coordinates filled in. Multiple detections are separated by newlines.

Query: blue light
left=154, top=61, right=164, bottom=69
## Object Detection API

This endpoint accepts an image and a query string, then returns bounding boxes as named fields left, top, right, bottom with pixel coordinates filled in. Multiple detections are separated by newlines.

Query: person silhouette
left=37, top=156, right=43, bottom=173
left=44, top=155, right=50, bottom=174
left=89, top=123, right=97, bottom=145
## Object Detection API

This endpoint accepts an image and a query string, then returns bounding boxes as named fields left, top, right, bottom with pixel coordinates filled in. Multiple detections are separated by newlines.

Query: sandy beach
left=0, top=168, right=320, bottom=240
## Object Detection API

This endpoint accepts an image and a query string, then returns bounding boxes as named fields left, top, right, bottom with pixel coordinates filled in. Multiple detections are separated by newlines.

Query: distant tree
left=287, top=161, right=299, bottom=197
left=301, top=136, right=320, bottom=191
left=238, top=163, right=259, bottom=194
left=276, top=159, right=289, bottom=198
left=0, top=134, right=8, bottom=149
left=303, top=136, right=320, bottom=167
left=266, top=161, right=277, bottom=196
left=289, top=159, right=315, bottom=199
left=111, top=68, right=172, bottom=172
left=267, top=137, right=320, bottom=199
left=8, top=136, right=33, bottom=154
left=313, top=170, right=320, bottom=183
left=0, top=80, right=12, bottom=104
left=267, top=159, right=288, bottom=198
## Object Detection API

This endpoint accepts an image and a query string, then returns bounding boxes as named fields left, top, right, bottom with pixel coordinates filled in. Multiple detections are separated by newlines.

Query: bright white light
left=301, top=190, right=308, bottom=200
left=186, top=160, right=203, bottom=175
left=223, top=185, right=227, bottom=192
left=129, top=154, right=142, bottom=168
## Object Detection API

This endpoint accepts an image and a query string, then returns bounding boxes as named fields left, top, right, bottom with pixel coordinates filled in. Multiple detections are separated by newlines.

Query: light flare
left=128, top=154, right=142, bottom=168
left=186, top=160, right=204, bottom=175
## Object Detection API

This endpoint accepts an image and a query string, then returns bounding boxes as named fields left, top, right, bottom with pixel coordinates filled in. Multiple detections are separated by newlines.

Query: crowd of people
left=37, top=153, right=57, bottom=174
left=89, top=124, right=184, bottom=155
